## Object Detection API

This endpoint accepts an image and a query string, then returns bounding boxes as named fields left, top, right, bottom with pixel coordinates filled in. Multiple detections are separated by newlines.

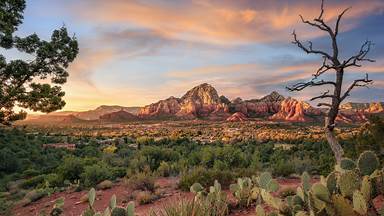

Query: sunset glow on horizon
left=9, top=0, right=384, bottom=111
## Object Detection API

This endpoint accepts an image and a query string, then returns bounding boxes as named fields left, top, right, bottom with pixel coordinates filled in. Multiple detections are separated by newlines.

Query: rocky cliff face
left=269, top=98, right=321, bottom=122
left=227, top=91, right=285, bottom=116
left=138, top=96, right=181, bottom=118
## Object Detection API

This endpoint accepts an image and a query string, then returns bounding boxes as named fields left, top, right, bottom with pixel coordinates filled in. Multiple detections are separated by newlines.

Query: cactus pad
left=340, top=158, right=356, bottom=170
left=326, top=171, right=337, bottom=194
left=339, top=171, right=361, bottom=197
left=311, top=183, right=330, bottom=202
left=358, top=151, right=379, bottom=176
left=353, top=190, right=367, bottom=215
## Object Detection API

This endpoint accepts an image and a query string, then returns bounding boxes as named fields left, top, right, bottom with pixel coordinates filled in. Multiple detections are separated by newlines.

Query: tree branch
left=310, top=90, right=336, bottom=101
left=287, top=79, right=336, bottom=92
left=340, top=73, right=373, bottom=102
left=292, top=31, right=332, bottom=60
left=343, top=41, right=375, bottom=68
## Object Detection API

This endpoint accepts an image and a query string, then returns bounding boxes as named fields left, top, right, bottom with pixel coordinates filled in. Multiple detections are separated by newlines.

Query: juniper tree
left=287, top=0, right=374, bottom=164
left=0, top=0, right=78, bottom=125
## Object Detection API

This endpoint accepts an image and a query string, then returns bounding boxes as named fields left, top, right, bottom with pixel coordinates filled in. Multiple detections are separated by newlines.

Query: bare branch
left=340, top=73, right=373, bottom=102
left=343, top=41, right=375, bottom=68
left=313, top=57, right=337, bottom=78
left=310, top=90, right=336, bottom=101
left=287, top=79, right=336, bottom=92
left=335, top=7, right=351, bottom=36
left=317, top=102, right=332, bottom=107
left=292, top=31, right=332, bottom=60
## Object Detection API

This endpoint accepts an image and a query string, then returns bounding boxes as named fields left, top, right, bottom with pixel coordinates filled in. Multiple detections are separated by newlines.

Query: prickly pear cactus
left=358, top=151, right=379, bottom=176
left=352, top=190, right=367, bottom=215
left=126, top=201, right=135, bottom=216
left=111, top=207, right=126, bottom=216
left=310, top=183, right=330, bottom=202
left=258, top=172, right=273, bottom=189
left=338, top=171, right=361, bottom=197
left=326, top=171, right=337, bottom=194
left=340, top=158, right=356, bottom=170
left=301, top=172, right=311, bottom=192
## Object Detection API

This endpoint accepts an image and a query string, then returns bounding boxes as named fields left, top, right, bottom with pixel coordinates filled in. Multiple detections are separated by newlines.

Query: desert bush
left=156, top=161, right=178, bottom=177
left=44, top=173, right=62, bottom=188
left=57, top=156, right=85, bottom=182
left=272, top=160, right=295, bottom=177
left=179, top=167, right=234, bottom=191
left=135, top=190, right=156, bottom=205
left=20, top=175, right=45, bottom=189
left=125, top=172, right=155, bottom=192
left=81, top=163, right=112, bottom=187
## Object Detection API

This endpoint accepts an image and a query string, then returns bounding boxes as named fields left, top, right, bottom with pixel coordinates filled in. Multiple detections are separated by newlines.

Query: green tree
left=0, top=0, right=78, bottom=125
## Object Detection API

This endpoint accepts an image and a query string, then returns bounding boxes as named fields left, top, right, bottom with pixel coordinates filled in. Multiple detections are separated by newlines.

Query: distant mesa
left=20, top=83, right=383, bottom=124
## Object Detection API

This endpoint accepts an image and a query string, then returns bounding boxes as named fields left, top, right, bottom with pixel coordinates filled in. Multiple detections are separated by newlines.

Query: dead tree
left=287, top=0, right=374, bottom=164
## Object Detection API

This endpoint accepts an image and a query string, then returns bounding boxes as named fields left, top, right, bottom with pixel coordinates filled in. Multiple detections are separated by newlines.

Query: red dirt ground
left=12, top=177, right=312, bottom=216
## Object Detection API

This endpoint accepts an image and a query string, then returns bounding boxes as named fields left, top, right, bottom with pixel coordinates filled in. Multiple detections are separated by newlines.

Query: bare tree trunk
left=325, top=122, right=344, bottom=164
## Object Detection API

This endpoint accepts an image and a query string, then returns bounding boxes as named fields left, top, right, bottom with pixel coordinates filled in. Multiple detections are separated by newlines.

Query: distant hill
left=74, top=105, right=141, bottom=120
left=99, top=110, right=139, bottom=122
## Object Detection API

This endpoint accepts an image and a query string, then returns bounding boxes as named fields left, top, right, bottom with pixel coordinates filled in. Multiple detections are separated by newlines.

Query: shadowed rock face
left=99, top=110, right=138, bottom=122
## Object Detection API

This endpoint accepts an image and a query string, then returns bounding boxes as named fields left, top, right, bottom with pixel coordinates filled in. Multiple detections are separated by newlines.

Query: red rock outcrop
left=270, top=98, right=320, bottom=122
left=139, top=83, right=224, bottom=118
left=138, top=96, right=181, bottom=118
left=226, top=112, right=248, bottom=122
left=227, top=91, right=285, bottom=116
left=365, top=102, right=384, bottom=113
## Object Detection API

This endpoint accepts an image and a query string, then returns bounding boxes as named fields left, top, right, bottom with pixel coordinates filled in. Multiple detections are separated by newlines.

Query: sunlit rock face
left=177, top=83, right=221, bottom=117
left=227, top=91, right=285, bottom=116
left=139, top=83, right=223, bottom=118
left=365, top=102, right=384, bottom=113
left=138, top=96, right=181, bottom=118
left=269, top=97, right=321, bottom=122
left=226, top=112, right=248, bottom=122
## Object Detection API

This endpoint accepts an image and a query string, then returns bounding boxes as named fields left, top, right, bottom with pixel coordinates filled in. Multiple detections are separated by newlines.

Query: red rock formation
left=226, top=112, right=248, bottom=122
left=139, top=96, right=181, bottom=118
left=139, top=83, right=223, bottom=118
left=365, top=102, right=384, bottom=113
left=336, top=111, right=368, bottom=123
left=270, top=98, right=320, bottom=122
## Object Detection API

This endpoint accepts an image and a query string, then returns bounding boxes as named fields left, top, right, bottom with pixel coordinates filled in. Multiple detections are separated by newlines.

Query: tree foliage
left=0, top=0, right=79, bottom=125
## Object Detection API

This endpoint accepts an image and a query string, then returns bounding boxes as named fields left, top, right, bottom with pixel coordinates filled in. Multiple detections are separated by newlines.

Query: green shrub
left=57, top=156, right=85, bottom=182
left=21, top=175, right=45, bottom=189
left=272, top=160, right=295, bottom=177
left=45, top=173, right=62, bottom=188
left=125, top=172, right=155, bottom=192
left=22, top=169, right=40, bottom=178
left=178, top=167, right=234, bottom=191
left=81, top=164, right=112, bottom=187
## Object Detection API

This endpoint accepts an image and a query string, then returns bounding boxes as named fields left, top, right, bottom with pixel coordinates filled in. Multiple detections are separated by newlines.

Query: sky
left=7, top=0, right=384, bottom=111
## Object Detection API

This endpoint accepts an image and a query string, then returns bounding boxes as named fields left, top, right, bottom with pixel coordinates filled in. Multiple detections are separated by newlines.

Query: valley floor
left=12, top=177, right=310, bottom=216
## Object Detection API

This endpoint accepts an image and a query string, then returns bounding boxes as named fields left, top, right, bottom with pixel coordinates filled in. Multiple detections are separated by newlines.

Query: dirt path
left=12, top=177, right=309, bottom=216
